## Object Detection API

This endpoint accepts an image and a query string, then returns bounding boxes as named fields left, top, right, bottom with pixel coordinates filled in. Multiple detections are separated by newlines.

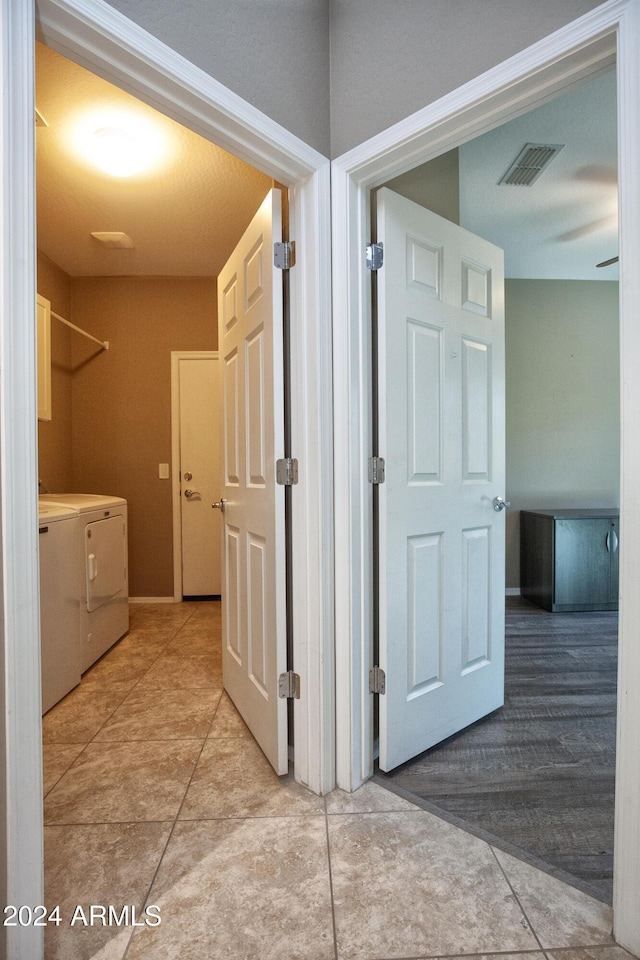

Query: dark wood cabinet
left=520, top=509, right=619, bottom=612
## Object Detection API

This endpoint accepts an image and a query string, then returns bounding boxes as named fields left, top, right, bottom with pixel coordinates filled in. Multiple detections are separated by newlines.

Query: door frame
left=1, top=0, right=333, bottom=952
left=170, top=351, right=220, bottom=603
left=332, top=0, right=640, bottom=951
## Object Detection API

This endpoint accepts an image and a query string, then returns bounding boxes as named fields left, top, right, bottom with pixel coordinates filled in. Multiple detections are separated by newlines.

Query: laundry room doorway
left=0, top=1, right=332, bottom=950
left=34, top=49, right=293, bottom=774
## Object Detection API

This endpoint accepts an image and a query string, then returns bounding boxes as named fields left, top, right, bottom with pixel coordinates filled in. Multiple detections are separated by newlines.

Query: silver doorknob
left=493, top=496, right=511, bottom=512
left=212, top=499, right=227, bottom=513
left=184, top=489, right=200, bottom=500
left=184, top=472, right=192, bottom=481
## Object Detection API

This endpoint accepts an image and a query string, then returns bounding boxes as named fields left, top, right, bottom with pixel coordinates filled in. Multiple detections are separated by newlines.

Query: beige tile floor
left=41, top=601, right=628, bottom=960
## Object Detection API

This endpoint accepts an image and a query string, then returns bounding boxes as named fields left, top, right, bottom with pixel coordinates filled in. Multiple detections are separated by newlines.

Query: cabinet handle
left=606, top=531, right=610, bottom=552
left=611, top=529, right=619, bottom=553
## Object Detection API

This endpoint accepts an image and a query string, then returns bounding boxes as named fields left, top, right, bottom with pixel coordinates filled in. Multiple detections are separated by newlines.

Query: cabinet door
left=37, top=294, right=51, bottom=421
left=554, top=518, right=612, bottom=606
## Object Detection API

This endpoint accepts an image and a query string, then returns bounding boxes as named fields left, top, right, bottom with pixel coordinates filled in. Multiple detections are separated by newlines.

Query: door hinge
left=366, top=242, right=384, bottom=271
left=276, top=457, right=299, bottom=485
left=368, top=456, right=385, bottom=484
left=279, top=670, right=301, bottom=699
left=369, top=666, right=386, bottom=695
left=274, top=241, right=296, bottom=269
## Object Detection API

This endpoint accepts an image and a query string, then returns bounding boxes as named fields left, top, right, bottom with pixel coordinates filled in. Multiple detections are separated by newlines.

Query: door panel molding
left=332, top=1, right=640, bottom=952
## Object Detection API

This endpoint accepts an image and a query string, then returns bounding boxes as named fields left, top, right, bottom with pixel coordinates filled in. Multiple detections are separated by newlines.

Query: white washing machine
left=39, top=494, right=129, bottom=672
left=38, top=501, right=82, bottom=712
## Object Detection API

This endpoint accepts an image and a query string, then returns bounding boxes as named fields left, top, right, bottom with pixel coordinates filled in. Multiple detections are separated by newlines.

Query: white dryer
left=38, top=500, right=82, bottom=712
left=39, top=494, right=129, bottom=672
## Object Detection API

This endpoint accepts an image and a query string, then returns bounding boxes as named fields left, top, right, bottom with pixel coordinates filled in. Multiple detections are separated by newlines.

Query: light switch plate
left=159, top=463, right=170, bottom=479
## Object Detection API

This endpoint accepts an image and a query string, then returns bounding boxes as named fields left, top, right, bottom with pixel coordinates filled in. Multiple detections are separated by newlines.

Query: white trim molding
left=331, top=0, right=640, bottom=952
left=1, top=2, right=44, bottom=958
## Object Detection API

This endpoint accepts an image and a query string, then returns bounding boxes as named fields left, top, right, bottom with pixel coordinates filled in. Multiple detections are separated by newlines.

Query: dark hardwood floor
left=376, top=596, right=617, bottom=903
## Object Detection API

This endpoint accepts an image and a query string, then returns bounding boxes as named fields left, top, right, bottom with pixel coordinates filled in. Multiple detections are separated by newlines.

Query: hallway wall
left=101, top=0, right=330, bottom=155
left=101, top=0, right=604, bottom=158
left=329, top=0, right=606, bottom=155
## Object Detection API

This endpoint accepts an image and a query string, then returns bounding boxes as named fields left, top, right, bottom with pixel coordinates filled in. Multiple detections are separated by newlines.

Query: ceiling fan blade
left=596, top=256, right=619, bottom=268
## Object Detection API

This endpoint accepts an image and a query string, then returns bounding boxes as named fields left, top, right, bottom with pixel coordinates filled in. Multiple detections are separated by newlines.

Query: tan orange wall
left=37, top=252, right=74, bottom=492
left=69, top=277, right=217, bottom=597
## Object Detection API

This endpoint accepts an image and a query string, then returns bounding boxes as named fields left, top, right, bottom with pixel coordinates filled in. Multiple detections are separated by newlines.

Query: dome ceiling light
left=90, top=126, right=148, bottom=178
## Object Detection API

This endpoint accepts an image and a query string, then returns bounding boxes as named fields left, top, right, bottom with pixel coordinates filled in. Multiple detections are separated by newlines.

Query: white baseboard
left=129, top=596, right=177, bottom=604
left=505, top=588, right=522, bottom=597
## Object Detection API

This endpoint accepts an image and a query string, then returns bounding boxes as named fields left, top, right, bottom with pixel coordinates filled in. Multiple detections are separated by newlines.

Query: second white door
left=377, top=187, right=507, bottom=772
left=175, top=352, right=222, bottom=597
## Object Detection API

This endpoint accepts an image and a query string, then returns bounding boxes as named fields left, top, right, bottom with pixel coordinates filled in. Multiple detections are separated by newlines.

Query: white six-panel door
left=217, top=189, right=288, bottom=775
left=377, top=187, right=506, bottom=771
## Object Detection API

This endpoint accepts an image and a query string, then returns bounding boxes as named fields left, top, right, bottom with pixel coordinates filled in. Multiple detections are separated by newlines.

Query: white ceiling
left=459, top=68, right=618, bottom=281
left=36, top=44, right=618, bottom=283
left=35, top=42, right=272, bottom=278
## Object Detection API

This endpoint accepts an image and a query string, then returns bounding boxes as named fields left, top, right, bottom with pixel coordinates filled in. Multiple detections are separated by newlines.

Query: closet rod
left=51, top=310, right=109, bottom=351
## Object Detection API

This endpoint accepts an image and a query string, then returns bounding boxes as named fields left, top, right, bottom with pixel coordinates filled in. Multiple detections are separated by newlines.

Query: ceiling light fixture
left=91, top=126, right=147, bottom=177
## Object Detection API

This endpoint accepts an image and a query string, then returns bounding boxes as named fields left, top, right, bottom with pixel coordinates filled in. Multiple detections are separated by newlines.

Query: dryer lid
left=39, top=493, right=126, bottom=513
left=38, top=502, right=79, bottom=523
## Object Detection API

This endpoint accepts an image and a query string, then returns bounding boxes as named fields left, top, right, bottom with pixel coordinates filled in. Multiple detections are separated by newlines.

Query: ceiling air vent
left=498, top=143, right=564, bottom=186
left=91, top=232, right=135, bottom=249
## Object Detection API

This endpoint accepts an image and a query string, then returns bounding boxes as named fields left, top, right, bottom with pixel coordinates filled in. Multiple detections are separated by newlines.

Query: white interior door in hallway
left=172, top=352, right=222, bottom=598
left=376, top=188, right=507, bottom=771
left=217, top=188, right=288, bottom=776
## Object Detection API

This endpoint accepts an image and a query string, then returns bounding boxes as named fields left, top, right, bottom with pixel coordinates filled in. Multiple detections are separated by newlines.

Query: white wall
left=505, top=278, right=620, bottom=586
left=102, top=0, right=331, bottom=155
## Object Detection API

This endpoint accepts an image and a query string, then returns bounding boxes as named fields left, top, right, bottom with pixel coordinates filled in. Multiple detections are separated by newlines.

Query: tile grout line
left=323, top=795, right=341, bottom=960
left=363, top=950, right=558, bottom=960
left=488, top=844, right=547, bottom=953
left=364, top=951, right=550, bottom=960
left=42, top=742, right=92, bottom=801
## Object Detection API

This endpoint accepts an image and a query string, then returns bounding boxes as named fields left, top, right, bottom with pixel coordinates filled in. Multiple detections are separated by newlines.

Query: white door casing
left=218, top=188, right=288, bottom=775
left=332, top=2, right=640, bottom=953
left=35, top=0, right=334, bottom=801
left=172, top=352, right=222, bottom=598
left=377, top=188, right=505, bottom=771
